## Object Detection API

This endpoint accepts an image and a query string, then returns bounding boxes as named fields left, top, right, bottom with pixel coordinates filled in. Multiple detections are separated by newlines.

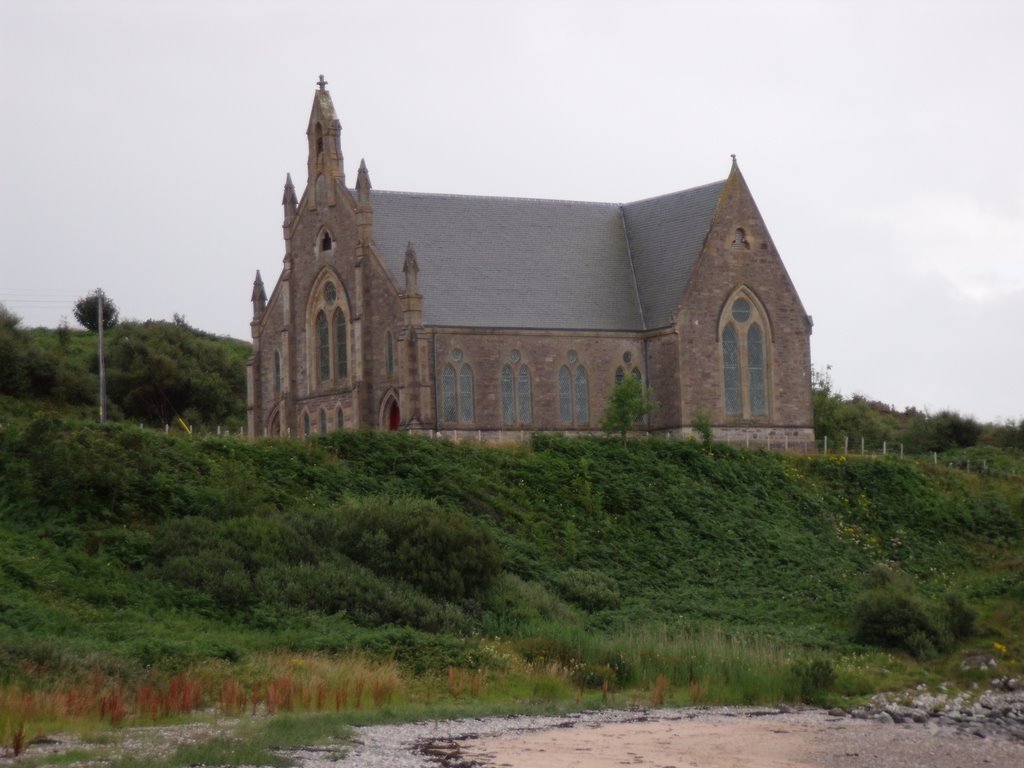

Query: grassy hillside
left=2, top=415, right=1021, bottom=689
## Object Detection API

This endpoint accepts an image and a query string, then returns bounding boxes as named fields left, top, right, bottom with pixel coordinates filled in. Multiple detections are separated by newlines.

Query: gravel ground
left=295, top=705, right=1024, bottom=768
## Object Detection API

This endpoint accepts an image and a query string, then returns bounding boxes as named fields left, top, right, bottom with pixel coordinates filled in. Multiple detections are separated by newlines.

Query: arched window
left=574, top=366, right=589, bottom=424
left=273, top=350, right=282, bottom=392
left=333, top=310, right=347, bottom=378
left=517, top=366, right=532, bottom=424
left=558, top=362, right=589, bottom=426
left=459, top=364, right=474, bottom=423
left=336, top=406, right=343, bottom=431
left=723, top=324, right=741, bottom=415
left=385, top=330, right=395, bottom=376
left=748, top=324, right=766, bottom=415
left=319, top=409, right=327, bottom=434
left=500, top=363, right=532, bottom=426
left=316, top=311, right=330, bottom=383
left=441, top=364, right=457, bottom=422
left=558, top=366, right=572, bottom=423
left=315, top=123, right=324, bottom=155
left=303, top=411, right=311, bottom=436
left=615, top=366, right=625, bottom=386
left=501, top=365, right=515, bottom=425
left=320, top=230, right=332, bottom=251
left=720, top=293, right=770, bottom=418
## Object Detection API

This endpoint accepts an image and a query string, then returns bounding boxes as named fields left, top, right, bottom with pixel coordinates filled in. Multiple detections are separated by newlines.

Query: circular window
left=623, top=351, right=632, bottom=364
left=452, top=348, right=463, bottom=362
left=567, top=349, right=578, bottom=364
left=731, top=298, right=751, bottom=323
left=510, top=349, right=521, bottom=363
left=324, top=283, right=337, bottom=304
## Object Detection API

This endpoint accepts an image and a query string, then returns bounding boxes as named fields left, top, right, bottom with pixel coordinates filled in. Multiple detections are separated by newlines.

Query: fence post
left=824, top=435, right=828, bottom=455
left=844, top=436, right=849, bottom=455
left=883, top=441, right=887, bottom=456
left=933, top=451, right=937, bottom=464
left=900, top=443, right=904, bottom=458
left=861, top=437, right=865, bottom=455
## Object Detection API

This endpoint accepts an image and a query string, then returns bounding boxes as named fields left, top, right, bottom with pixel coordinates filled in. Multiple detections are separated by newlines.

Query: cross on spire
left=317, top=74, right=327, bottom=91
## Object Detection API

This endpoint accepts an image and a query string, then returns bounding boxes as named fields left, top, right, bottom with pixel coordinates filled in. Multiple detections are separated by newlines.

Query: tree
left=73, top=289, right=119, bottom=332
left=601, top=375, right=657, bottom=445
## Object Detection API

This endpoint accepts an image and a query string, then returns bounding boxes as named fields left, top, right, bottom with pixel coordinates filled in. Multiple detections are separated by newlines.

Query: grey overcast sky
left=1, top=0, right=1022, bottom=423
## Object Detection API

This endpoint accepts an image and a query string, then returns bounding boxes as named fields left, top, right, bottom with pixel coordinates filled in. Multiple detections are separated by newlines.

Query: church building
left=246, top=77, right=815, bottom=445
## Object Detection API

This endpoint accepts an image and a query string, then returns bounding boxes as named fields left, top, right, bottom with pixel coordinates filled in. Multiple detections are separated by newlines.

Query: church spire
left=403, top=242, right=420, bottom=296
left=356, top=158, right=372, bottom=204
left=306, top=74, right=344, bottom=203
left=251, top=270, right=267, bottom=319
left=282, top=173, right=297, bottom=221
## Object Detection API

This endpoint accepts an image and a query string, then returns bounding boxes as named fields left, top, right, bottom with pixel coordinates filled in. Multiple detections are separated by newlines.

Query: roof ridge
left=367, top=188, right=622, bottom=207
left=623, top=178, right=728, bottom=207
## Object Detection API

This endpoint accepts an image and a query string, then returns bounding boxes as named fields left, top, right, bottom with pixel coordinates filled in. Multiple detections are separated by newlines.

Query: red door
left=387, top=401, right=400, bottom=430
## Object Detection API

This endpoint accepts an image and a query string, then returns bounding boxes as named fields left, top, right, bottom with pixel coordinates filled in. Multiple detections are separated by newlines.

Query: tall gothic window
left=309, top=275, right=350, bottom=390
left=501, top=362, right=532, bottom=426
left=721, top=294, right=770, bottom=418
left=558, top=366, right=572, bottom=423
left=517, top=366, right=532, bottom=424
left=303, top=411, right=311, bottom=436
left=748, top=324, right=766, bottom=415
left=336, top=406, right=343, bottom=431
left=441, top=364, right=457, bottom=423
left=440, top=361, right=474, bottom=424
left=273, top=350, right=282, bottom=392
left=559, top=359, right=589, bottom=426
left=319, top=409, right=327, bottom=433
left=459, top=364, right=474, bottom=423
left=333, top=310, right=347, bottom=378
left=574, top=367, right=589, bottom=424
left=316, top=311, right=330, bottom=383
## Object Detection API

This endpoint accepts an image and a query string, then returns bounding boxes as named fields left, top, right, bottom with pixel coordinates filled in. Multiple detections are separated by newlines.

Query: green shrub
left=853, top=588, right=950, bottom=658
left=554, top=568, right=621, bottom=610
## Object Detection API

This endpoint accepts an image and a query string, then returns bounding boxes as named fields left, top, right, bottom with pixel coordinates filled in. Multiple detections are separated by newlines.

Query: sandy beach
left=451, top=710, right=1024, bottom=768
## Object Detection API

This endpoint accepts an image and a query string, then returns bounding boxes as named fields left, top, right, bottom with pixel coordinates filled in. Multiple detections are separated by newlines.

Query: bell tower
left=306, top=75, right=344, bottom=208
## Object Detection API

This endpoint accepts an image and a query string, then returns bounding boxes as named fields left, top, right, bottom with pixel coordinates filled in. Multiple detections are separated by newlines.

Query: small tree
left=602, top=375, right=657, bottom=445
left=73, top=289, right=119, bottom=332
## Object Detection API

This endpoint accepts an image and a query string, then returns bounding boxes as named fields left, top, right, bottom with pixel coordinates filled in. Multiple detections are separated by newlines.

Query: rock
left=828, top=708, right=846, bottom=718
left=877, top=712, right=895, bottom=725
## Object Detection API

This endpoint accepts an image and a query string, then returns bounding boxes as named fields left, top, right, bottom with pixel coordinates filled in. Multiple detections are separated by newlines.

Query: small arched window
left=315, top=123, right=324, bottom=155
left=615, top=366, right=625, bottom=386
left=320, top=230, right=332, bottom=251
left=459, top=364, right=474, bottom=423
left=273, top=350, right=282, bottom=392
left=501, top=365, right=515, bottom=425
left=319, top=409, right=327, bottom=434
left=517, top=366, right=532, bottom=424
left=441, top=364, right=457, bottom=422
left=558, top=366, right=572, bottom=423
left=336, top=406, right=343, bottom=431
left=316, top=311, right=330, bottom=383
left=303, top=411, right=311, bottom=436
left=574, top=366, right=589, bottom=424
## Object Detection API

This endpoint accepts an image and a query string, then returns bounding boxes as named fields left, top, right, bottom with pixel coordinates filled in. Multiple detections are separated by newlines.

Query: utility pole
left=98, top=293, right=107, bottom=422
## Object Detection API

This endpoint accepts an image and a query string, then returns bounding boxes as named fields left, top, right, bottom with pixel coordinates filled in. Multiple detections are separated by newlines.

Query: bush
left=853, top=588, right=949, bottom=658
left=554, top=568, right=621, bottom=610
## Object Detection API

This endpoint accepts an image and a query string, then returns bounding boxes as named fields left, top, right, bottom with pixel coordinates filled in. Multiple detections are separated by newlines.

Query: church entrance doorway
left=384, top=398, right=400, bottom=431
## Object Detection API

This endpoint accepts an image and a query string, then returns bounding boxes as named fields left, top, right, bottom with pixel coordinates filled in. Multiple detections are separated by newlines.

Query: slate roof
left=369, top=180, right=726, bottom=331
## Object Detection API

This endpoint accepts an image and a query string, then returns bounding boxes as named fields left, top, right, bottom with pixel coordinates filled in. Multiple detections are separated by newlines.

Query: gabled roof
left=368, top=180, right=726, bottom=331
